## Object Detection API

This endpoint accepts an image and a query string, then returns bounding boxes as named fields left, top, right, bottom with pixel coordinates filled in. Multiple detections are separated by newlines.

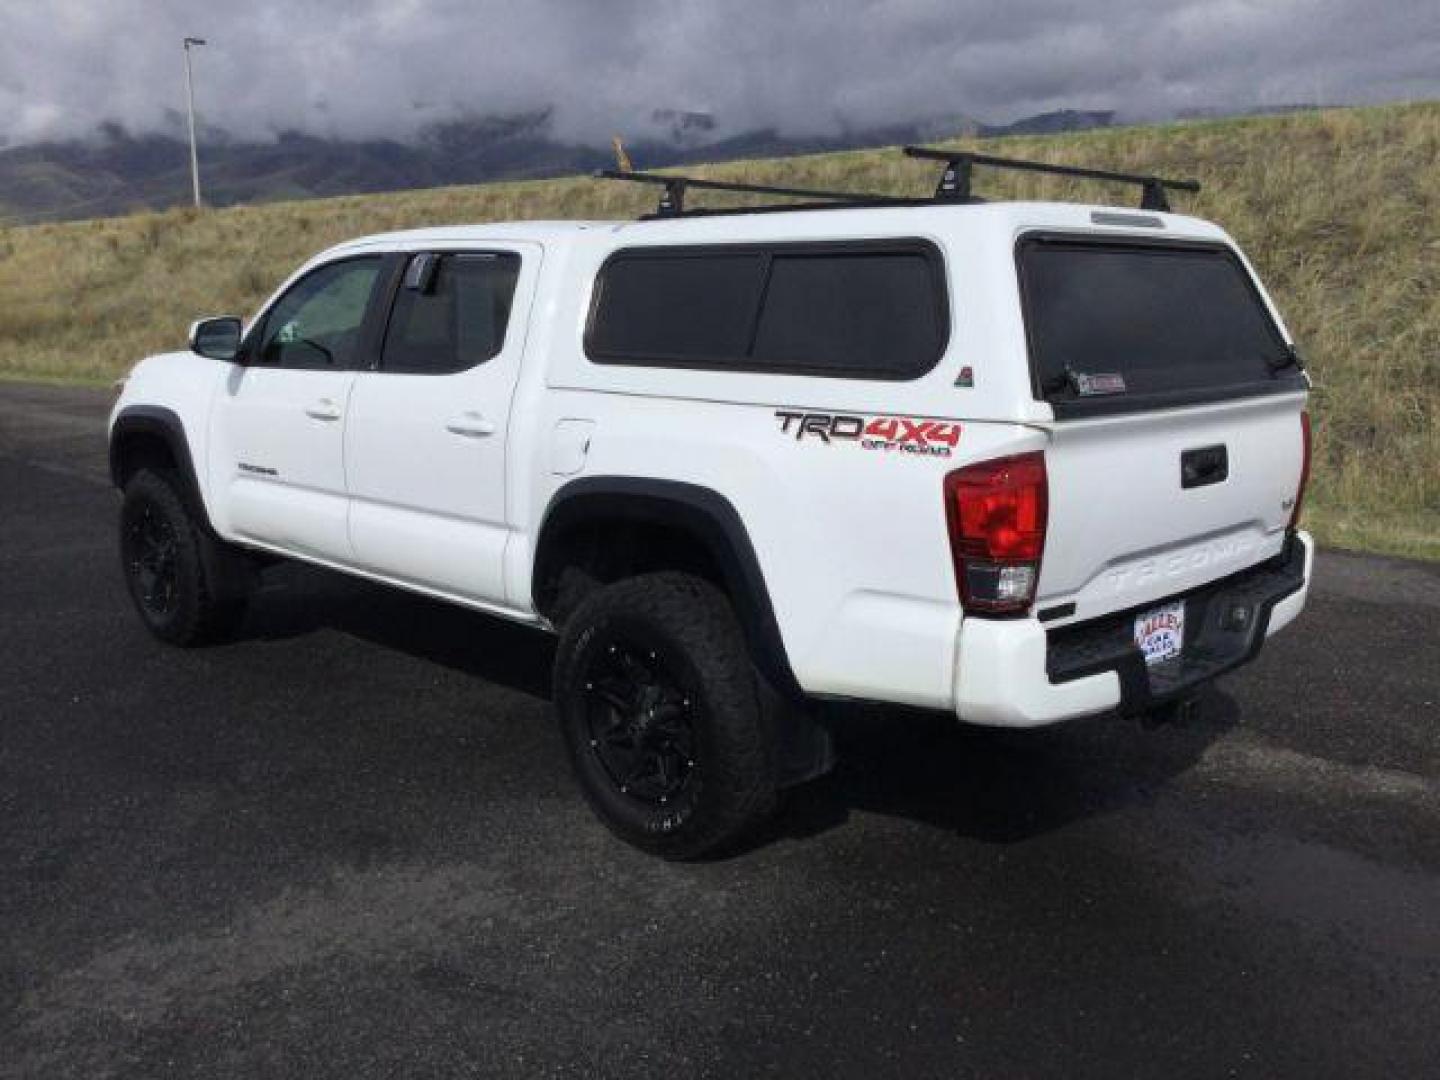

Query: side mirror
left=188, top=316, right=243, bottom=361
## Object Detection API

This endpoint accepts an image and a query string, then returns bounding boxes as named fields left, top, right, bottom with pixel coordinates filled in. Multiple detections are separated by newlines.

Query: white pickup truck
left=109, top=150, right=1313, bottom=858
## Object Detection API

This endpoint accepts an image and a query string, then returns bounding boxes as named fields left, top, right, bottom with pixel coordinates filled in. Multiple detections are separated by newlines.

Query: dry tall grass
left=1, top=103, right=1435, bottom=557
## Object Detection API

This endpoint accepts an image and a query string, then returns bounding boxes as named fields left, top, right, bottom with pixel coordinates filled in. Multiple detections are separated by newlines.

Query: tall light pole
left=182, top=37, right=207, bottom=208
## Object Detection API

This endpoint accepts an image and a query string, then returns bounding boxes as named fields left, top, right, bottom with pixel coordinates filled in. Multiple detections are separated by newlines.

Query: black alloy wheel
left=122, top=496, right=181, bottom=618
left=582, top=634, right=699, bottom=807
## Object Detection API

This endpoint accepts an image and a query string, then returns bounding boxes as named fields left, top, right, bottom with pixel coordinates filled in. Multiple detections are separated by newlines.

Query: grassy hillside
left=1, top=103, right=1435, bottom=558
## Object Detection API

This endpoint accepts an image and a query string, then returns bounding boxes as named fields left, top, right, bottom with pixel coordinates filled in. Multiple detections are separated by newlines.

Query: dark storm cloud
left=2, top=0, right=1437, bottom=146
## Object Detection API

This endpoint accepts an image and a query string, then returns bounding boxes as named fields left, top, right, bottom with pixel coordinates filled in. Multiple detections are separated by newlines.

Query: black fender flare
left=109, top=405, right=209, bottom=523
left=534, top=477, right=801, bottom=699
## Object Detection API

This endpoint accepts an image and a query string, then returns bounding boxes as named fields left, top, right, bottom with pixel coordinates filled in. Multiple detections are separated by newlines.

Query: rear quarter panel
left=518, top=391, right=1044, bottom=707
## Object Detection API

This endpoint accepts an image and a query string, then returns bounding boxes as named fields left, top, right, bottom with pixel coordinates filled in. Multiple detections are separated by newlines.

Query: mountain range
left=0, top=103, right=1325, bottom=226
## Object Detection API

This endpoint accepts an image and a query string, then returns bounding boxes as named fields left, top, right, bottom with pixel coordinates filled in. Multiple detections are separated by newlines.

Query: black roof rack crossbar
left=902, top=147, right=1200, bottom=212
left=594, top=168, right=910, bottom=217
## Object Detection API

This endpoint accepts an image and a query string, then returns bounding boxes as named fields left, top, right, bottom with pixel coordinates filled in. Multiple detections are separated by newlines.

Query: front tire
left=553, top=572, right=780, bottom=860
left=119, top=468, right=252, bottom=645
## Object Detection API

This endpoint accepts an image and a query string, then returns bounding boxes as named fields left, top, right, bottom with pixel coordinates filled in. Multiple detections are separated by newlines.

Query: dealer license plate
left=1134, top=600, right=1185, bottom=666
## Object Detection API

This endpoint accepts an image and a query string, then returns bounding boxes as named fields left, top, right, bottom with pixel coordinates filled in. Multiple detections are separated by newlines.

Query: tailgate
left=1037, top=393, right=1306, bottom=620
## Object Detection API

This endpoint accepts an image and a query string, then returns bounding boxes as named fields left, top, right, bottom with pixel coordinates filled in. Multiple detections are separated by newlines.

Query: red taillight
left=943, top=451, right=1048, bottom=615
left=1290, top=410, right=1312, bottom=529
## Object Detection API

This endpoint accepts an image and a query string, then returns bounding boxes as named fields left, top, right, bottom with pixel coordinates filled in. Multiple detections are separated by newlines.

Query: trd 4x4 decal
left=775, top=410, right=961, bottom=457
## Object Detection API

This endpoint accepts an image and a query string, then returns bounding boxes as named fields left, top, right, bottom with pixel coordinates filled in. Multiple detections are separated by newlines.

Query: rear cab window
left=1017, top=235, right=1304, bottom=417
left=585, top=240, right=948, bottom=380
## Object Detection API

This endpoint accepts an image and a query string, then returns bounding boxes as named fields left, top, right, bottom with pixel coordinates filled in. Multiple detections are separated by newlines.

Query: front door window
left=254, top=258, right=383, bottom=370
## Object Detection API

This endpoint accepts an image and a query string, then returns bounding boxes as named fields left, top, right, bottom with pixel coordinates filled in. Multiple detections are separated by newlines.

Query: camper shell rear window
left=1017, top=235, right=1304, bottom=417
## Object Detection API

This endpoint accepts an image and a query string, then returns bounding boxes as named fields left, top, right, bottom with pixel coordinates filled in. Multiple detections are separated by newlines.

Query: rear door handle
left=304, top=398, right=342, bottom=422
left=445, top=411, right=497, bottom=438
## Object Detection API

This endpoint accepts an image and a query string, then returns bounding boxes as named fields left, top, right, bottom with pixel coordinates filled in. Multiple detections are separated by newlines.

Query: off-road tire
left=119, top=468, right=252, bottom=646
left=554, top=572, right=780, bottom=859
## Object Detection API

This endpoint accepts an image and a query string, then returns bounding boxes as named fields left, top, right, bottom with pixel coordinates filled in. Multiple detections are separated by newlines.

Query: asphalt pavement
left=2, top=381, right=1437, bottom=1078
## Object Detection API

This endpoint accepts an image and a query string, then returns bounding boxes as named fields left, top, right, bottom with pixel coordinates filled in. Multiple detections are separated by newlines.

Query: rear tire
left=553, top=572, right=780, bottom=860
left=119, top=468, right=253, bottom=646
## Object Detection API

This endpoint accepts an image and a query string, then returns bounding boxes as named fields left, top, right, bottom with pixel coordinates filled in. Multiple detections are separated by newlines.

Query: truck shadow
left=769, top=694, right=1240, bottom=847
left=239, top=561, right=1238, bottom=852
left=240, top=562, right=556, bottom=700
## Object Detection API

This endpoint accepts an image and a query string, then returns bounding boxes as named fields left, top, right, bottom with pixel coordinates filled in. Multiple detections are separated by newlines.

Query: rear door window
left=380, top=252, right=520, bottom=375
left=1017, top=237, right=1298, bottom=415
left=586, top=241, right=947, bottom=379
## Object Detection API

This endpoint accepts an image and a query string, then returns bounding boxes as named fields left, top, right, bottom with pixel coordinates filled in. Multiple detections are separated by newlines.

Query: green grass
left=1, top=103, right=1436, bottom=559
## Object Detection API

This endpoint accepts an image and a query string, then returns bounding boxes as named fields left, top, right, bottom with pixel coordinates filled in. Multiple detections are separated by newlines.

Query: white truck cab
left=109, top=150, right=1313, bottom=858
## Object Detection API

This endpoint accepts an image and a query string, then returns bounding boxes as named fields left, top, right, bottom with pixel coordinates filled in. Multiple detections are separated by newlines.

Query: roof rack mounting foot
left=935, top=156, right=972, bottom=201
left=1139, top=178, right=1170, bottom=213
left=658, top=179, right=686, bottom=216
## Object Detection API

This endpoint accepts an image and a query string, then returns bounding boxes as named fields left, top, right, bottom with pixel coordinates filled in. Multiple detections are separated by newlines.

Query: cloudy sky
left=2, top=0, right=1437, bottom=147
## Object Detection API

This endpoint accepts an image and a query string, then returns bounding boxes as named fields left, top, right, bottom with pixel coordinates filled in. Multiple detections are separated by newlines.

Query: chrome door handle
left=304, top=399, right=342, bottom=421
left=445, top=412, right=497, bottom=437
